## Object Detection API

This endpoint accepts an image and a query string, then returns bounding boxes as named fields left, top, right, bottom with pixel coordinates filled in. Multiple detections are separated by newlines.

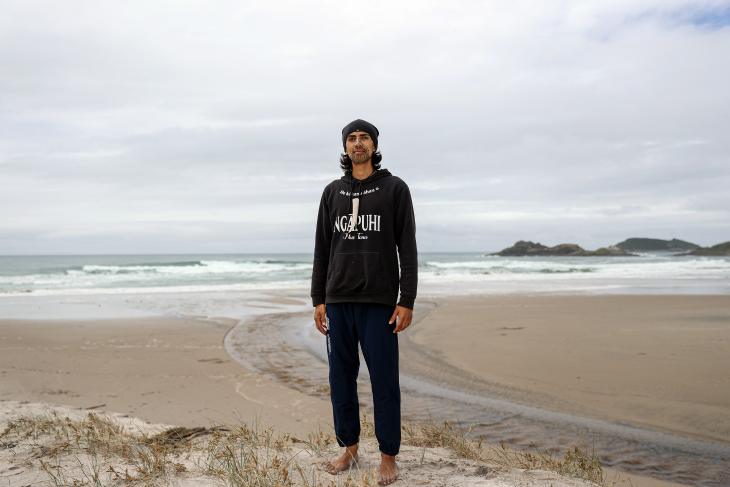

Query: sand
left=405, top=294, right=730, bottom=445
left=0, top=293, right=709, bottom=487
left=0, top=316, right=331, bottom=435
left=0, top=401, right=675, bottom=487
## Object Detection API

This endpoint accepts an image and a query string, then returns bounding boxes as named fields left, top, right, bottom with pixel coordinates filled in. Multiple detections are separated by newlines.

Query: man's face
left=346, top=131, right=375, bottom=165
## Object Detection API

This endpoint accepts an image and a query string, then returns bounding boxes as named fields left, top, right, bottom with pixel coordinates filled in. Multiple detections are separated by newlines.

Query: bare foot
left=378, top=453, right=399, bottom=485
left=325, top=444, right=359, bottom=475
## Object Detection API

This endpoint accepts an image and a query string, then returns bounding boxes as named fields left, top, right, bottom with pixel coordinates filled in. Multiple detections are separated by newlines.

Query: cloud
left=0, top=0, right=729, bottom=254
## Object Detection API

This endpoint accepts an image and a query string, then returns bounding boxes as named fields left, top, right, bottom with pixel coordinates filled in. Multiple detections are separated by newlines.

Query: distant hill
left=681, top=241, right=730, bottom=256
left=491, top=241, right=634, bottom=257
left=614, top=238, right=699, bottom=252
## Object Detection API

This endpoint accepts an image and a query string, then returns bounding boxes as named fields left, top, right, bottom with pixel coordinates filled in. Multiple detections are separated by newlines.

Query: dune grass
left=1, top=411, right=606, bottom=486
left=366, top=415, right=604, bottom=485
left=488, top=439, right=604, bottom=485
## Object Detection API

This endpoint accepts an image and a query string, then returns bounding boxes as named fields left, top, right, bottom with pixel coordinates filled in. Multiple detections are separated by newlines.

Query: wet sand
left=224, top=295, right=728, bottom=486
left=406, top=294, right=730, bottom=445
left=0, top=316, right=331, bottom=435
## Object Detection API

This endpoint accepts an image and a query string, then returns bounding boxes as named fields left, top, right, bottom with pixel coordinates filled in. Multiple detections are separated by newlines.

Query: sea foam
left=1, top=253, right=728, bottom=296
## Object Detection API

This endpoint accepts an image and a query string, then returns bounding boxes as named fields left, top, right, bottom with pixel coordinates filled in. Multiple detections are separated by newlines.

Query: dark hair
left=339, top=151, right=382, bottom=174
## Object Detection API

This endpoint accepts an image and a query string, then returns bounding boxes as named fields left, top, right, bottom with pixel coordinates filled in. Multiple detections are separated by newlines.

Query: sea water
left=1, top=252, right=729, bottom=296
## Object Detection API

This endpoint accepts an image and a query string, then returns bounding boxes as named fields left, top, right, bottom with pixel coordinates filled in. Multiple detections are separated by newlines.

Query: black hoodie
left=311, top=169, right=418, bottom=309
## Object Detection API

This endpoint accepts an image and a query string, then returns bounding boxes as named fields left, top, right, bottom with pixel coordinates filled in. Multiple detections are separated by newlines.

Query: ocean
left=2, top=252, right=729, bottom=296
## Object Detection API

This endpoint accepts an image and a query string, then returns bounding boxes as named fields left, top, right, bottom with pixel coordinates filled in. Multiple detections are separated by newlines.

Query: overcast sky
left=1, top=0, right=729, bottom=255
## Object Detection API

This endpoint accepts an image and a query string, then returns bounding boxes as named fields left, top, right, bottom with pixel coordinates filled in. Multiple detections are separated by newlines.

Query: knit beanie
left=342, top=119, right=379, bottom=151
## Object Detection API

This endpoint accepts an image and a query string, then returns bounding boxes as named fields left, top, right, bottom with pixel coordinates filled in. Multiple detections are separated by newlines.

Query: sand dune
left=1, top=400, right=671, bottom=487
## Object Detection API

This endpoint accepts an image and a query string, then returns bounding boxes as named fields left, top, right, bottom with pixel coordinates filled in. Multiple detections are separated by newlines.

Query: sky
left=1, top=0, right=729, bottom=255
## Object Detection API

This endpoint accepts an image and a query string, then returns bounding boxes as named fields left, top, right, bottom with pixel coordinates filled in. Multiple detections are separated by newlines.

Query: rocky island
left=491, top=240, right=634, bottom=257
left=679, top=241, right=730, bottom=256
left=614, top=237, right=700, bottom=252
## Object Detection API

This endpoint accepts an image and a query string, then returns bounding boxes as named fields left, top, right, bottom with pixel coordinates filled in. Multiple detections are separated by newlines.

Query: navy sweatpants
left=326, top=302, right=401, bottom=456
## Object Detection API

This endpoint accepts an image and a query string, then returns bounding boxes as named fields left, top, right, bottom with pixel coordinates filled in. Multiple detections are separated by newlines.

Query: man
left=311, top=119, right=417, bottom=485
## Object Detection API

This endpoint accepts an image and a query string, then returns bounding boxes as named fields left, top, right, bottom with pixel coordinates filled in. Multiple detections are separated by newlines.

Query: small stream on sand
left=224, top=302, right=730, bottom=487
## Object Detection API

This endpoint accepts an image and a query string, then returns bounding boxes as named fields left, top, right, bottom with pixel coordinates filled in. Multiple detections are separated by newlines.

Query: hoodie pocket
left=326, top=252, right=388, bottom=295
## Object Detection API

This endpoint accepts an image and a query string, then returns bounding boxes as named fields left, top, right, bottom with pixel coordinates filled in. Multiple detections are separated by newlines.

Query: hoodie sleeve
left=394, top=182, right=418, bottom=309
left=310, top=189, right=332, bottom=306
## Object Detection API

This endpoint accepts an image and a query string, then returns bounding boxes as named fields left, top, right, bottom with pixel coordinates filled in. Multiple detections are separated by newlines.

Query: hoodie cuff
left=397, top=296, right=415, bottom=310
left=312, top=295, right=326, bottom=307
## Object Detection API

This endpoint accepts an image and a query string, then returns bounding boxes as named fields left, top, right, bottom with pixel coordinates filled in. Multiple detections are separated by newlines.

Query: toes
left=378, top=473, right=394, bottom=485
left=377, top=475, right=393, bottom=485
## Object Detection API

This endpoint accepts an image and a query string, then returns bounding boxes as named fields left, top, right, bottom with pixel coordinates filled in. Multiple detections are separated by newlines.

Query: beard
left=349, top=146, right=372, bottom=165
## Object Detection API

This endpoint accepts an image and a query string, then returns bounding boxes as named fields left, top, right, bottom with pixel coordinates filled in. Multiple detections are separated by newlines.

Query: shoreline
left=3, top=274, right=730, bottom=301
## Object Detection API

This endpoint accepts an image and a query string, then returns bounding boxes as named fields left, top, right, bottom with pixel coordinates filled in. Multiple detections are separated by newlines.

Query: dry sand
left=405, top=294, right=730, bottom=445
left=0, top=401, right=668, bottom=487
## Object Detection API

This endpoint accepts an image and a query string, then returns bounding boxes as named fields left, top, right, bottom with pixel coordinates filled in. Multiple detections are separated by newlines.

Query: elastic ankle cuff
left=337, top=438, right=360, bottom=448
left=379, top=446, right=399, bottom=456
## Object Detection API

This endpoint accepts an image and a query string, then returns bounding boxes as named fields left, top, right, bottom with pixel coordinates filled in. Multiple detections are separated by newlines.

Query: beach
left=3, top=291, right=726, bottom=486
left=403, top=294, right=730, bottom=445
left=2, top=253, right=730, bottom=486
left=0, top=314, right=331, bottom=435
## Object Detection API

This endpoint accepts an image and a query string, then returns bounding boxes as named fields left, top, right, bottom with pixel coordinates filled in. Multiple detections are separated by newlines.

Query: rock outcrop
left=680, top=241, right=730, bottom=256
left=492, top=240, right=634, bottom=257
left=614, top=238, right=700, bottom=252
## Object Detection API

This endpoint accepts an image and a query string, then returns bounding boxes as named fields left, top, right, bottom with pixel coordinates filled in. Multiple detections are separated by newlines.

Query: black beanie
left=342, top=119, right=379, bottom=151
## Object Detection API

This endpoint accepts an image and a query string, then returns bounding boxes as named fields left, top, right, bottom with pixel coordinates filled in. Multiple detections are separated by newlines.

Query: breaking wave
left=1, top=253, right=729, bottom=295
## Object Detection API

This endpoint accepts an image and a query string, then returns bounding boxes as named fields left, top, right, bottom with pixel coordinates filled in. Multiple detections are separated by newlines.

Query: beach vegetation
left=489, top=439, right=604, bottom=485
left=614, top=238, right=700, bottom=252
left=681, top=240, right=730, bottom=256
left=2, top=410, right=609, bottom=486
left=492, top=240, right=634, bottom=257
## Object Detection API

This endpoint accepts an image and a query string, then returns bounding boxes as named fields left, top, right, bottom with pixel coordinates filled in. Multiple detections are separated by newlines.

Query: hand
left=389, top=305, right=413, bottom=333
left=314, top=304, right=327, bottom=336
